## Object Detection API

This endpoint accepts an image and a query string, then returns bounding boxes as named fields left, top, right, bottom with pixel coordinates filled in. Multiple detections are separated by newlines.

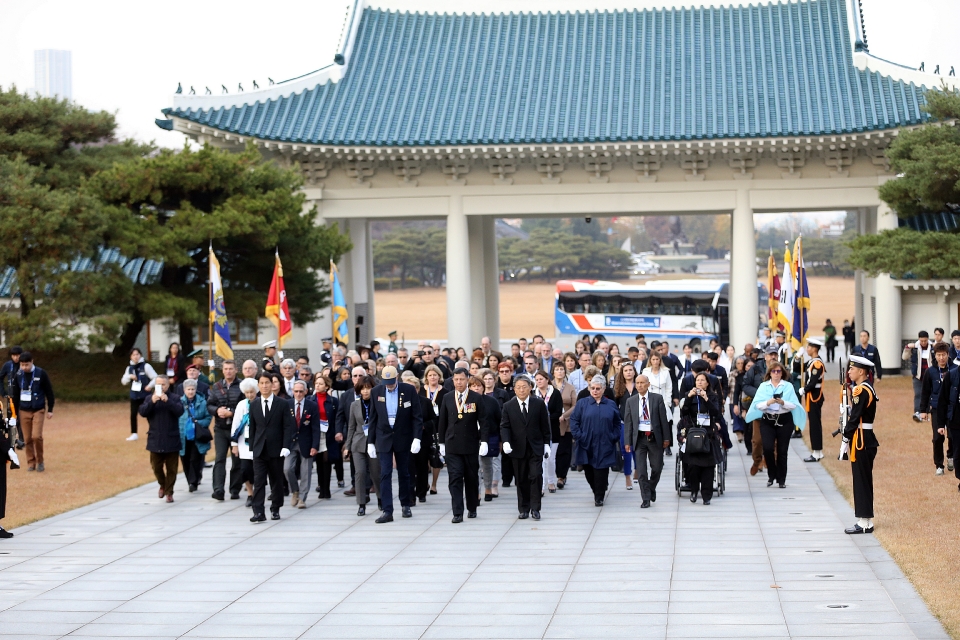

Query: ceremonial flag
left=767, top=249, right=781, bottom=330
left=791, top=237, right=810, bottom=350
left=208, top=244, right=234, bottom=360
left=330, top=260, right=349, bottom=344
left=776, top=244, right=795, bottom=339
left=265, top=251, right=293, bottom=347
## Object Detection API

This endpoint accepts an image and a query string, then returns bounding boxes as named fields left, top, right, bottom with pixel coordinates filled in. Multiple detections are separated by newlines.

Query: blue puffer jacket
left=569, top=396, right=622, bottom=469
left=179, top=393, right=212, bottom=456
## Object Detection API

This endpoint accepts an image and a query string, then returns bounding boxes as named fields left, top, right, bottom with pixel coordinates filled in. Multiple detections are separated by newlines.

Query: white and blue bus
left=554, top=279, right=767, bottom=351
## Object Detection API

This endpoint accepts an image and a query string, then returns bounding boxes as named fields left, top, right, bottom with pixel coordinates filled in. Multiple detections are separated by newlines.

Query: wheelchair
left=675, top=437, right=725, bottom=497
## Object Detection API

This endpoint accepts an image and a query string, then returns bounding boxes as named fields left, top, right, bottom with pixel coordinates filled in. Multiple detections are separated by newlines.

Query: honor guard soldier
left=840, top=356, right=879, bottom=534
left=387, top=331, right=399, bottom=354
left=261, top=340, right=279, bottom=373
left=801, top=338, right=826, bottom=462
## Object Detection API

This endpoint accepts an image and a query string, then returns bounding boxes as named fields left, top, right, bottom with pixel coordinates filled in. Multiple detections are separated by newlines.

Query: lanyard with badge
left=638, top=395, right=651, bottom=433
left=361, top=400, right=371, bottom=437
left=130, top=364, right=144, bottom=393
left=696, top=397, right=710, bottom=427
left=429, top=388, right=439, bottom=416
left=166, top=358, right=176, bottom=378
left=20, top=372, right=33, bottom=403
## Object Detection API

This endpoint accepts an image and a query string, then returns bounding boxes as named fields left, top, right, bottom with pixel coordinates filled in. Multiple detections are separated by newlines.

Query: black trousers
left=950, top=427, right=960, bottom=481
left=212, top=427, right=242, bottom=497
left=511, top=452, right=543, bottom=513
left=318, top=452, right=335, bottom=498
left=743, top=418, right=754, bottom=454
left=446, top=453, right=480, bottom=516
left=851, top=446, right=877, bottom=518
left=239, top=458, right=254, bottom=484
left=0, top=448, right=6, bottom=521
left=686, top=463, right=714, bottom=501
left=760, top=421, right=792, bottom=485
left=808, top=401, right=823, bottom=451
left=555, top=432, right=573, bottom=480
left=180, top=440, right=205, bottom=487
left=826, top=343, right=836, bottom=362
left=413, top=446, right=431, bottom=499
left=634, top=436, right=664, bottom=502
left=129, top=398, right=143, bottom=434
left=932, top=413, right=954, bottom=469
left=583, top=464, right=609, bottom=501
left=252, top=455, right=284, bottom=517
left=501, top=451, right=514, bottom=486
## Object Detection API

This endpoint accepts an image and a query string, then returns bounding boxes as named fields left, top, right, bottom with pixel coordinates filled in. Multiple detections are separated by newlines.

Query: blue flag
left=331, top=261, right=349, bottom=344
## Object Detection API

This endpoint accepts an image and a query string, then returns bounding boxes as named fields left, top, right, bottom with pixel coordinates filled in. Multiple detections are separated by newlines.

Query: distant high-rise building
left=34, top=50, right=72, bottom=100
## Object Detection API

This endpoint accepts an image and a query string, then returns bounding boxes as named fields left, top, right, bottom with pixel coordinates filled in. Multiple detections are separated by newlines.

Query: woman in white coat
left=229, top=378, right=259, bottom=507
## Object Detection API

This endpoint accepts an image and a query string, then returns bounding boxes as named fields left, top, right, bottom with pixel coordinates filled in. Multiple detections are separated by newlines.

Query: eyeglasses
left=770, top=369, right=783, bottom=375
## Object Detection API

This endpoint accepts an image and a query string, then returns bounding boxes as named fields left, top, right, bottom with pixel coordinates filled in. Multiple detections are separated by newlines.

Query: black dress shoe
left=501, top=482, right=511, bottom=488
left=641, top=500, right=651, bottom=508
left=375, top=513, right=394, bottom=523
left=531, top=510, right=540, bottom=520
left=188, top=484, right=197, bottom=493
left=211, top=492, right=225, bottom=501
left=518, top=511, right=529, bottom=519
left=651, top=489, right=657, bottom=502
left=0, top=527, right=13, bottom=539
left=357, top=505, right=366, bottom=516
left=250, top=514, right=266, bottom=524
left=778, top=483, right=786, bottom=489
left=844, top=524, right=873, bottom=534
left=664, top=448, right=673, bottom=457
left=594, top=499, right=604, bottom=507
left=452, top=514, right=463, bottom=523
left=690, top=492, right=697, bottom=503
left=270, top=511, right=280, bottom=520
left=767, top=479, right=775, bottom=487
left=402, top=507, right=412, bottom=518
left=429, top=489, right=438, bottom=495
left=468, top=511, right=477, bottom=519
left=338, top=481, right=346, bottom=488
left=230, top=493, right=240, bottom=500
left=702, top=499, right=711, bottom=505
left=484, top=494, right=493, bottom=502
left=418, top=496, right=426, bottom=503
left=803, top=455, right=819, bottom=463
left=791, top=430, right=803, bottom=439
left=557, top=479, right=565, bottom=489
left=245, top=496, right=253, bottom=508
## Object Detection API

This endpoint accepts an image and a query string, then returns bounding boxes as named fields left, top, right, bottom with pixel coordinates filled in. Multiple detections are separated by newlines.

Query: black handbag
left=195, top=425, right=213, bottom=445
left=610, top=440, right=624, bottom=473
left=685, top=426, right=711, bottom=454
left=430, top=431, right=444, bottom=469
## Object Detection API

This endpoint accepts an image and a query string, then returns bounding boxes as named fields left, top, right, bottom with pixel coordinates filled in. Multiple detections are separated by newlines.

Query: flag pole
left=330, top=259, right=336, bottom=349
left=275, top=249, right=281, bottom=357
left=208, top=241, right=215, bottom=381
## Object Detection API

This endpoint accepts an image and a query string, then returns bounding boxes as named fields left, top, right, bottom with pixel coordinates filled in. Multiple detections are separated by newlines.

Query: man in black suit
left=438, top=368, right=489, bottom=523
left=499, top=375, right=551, bottom=520
left=249, top=373, right=296, bottom=523
left=367, top=366, right=423, bottom=523
left=623, top=374, right=671, bottom=508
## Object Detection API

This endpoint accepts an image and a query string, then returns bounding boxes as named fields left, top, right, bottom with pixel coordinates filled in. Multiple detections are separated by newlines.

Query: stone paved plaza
left=0, top=439, right=948, bottom=639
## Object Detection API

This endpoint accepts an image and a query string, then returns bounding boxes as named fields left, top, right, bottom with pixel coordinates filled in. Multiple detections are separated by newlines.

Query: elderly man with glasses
left=286, top=380, right=319, bottom=508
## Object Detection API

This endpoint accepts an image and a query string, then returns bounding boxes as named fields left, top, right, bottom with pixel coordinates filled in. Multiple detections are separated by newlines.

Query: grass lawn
left=812, top=375, right=960, bottom=639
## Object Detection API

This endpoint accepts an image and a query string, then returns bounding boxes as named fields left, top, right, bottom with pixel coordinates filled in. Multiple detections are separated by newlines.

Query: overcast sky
left=1, top=0, right=956, bottom=148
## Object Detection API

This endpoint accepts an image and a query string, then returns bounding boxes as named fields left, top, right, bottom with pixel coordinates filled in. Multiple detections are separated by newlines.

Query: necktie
left=296, top=402, right=302, bottom=425
left=521, top=401, right=528, bottom=421
left=642, top=396, right=649, bottom=420
left=264, top=399, right=270, bottom=415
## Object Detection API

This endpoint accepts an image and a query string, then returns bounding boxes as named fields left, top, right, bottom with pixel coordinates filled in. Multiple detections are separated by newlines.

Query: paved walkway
left=0, top=438, right=948, bottom=639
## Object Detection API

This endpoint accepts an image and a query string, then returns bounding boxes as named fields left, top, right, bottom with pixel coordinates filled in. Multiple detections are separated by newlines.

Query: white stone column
left=348, top=218, right=374, bottom=347
left=937, top=289, right=951, bottom=334
left=730, top=190, right=758, bottom=350
left=482, top=216, right=501, bottom=349
left=873, top=203, right=901, bottom=375
left=468, top=215, right=487, bottom=348
left=447, top=196, right=472, bottom=350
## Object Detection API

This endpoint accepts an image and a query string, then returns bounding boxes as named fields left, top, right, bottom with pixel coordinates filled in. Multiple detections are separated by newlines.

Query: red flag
left=265, top=252, right=292, bottom=346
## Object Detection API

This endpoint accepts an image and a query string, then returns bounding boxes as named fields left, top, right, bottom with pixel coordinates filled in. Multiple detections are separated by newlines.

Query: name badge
left=20, top=390, right=31, bottom=402
left=362, top=424, right=369, bottom=437
left=378, top=396, right=386, bottom=402
left=166, top=368, right=175, bottom=377
left=319, top=419, right=329, bottom=433
left=696, top=413, right=710, bottom=426
left=403, top=401, right=411, bottom=408
left=433, top=404, right=439, bottom=416
left=131, top=381, right=143, bottom=392
left=639, top=420, right=651, bottom=430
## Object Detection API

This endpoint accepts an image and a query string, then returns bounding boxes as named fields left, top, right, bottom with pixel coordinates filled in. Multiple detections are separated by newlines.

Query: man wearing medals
left=437, top=368, right=489, bottom=523
left=840, top=356, right=879, bottom=534
left=800, top=338, right=826, bottom=462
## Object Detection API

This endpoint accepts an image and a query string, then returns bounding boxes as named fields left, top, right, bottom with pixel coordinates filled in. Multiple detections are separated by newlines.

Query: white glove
left=280, top=448, right=290, bottom=458
left=543, top=444, right=551, bottom=459
left=8, top=417, right=16, bottom=427
left=839, top=440, right=850, bottom=459
left=367, top=443, right=377, bottom=458
left=798, top=388, right=805, bottom=397
left=8, top=448, right=19, bottom=467
left=411, top=438, right=421, bottom=454
left=502, top=442, right=513, bottom=455
left=439, top=444, right=446, bottom=457
left=479, top=442, right=489, bottom=456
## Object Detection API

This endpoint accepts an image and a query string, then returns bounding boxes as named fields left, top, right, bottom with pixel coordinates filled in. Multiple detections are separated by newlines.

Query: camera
left=416, top=350, right=425, bottom=357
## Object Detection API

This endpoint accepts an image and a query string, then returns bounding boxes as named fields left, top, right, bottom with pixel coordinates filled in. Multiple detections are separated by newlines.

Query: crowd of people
left=5, top=316, right=945, bottom=539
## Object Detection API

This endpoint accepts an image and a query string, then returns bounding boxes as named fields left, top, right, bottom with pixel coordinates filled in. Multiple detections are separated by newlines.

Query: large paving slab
left=0, top=434, right=947, bottom=639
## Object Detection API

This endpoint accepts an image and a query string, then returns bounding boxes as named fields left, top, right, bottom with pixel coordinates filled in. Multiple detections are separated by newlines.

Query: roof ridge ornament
left=334, top=0, right=366, bottom=67
left=850, top=0, right=868, bottom=52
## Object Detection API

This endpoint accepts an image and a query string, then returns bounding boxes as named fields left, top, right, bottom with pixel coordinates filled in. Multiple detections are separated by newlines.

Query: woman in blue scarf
left=745, top=362, right=806, bottom=488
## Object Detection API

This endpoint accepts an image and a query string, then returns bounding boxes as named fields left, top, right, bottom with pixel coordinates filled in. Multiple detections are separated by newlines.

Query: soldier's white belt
left=858, top=423, right=873, bottom=429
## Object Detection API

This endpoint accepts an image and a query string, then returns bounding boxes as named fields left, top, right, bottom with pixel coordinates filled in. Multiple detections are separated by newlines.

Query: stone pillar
left=853, top=209, right=864, bottom=337
left=348, top=218, right=374, bottom=347
left=468, top=215, right=487, bottom=348
left=447, top=196, right=472, bottom=350
left=482, top=216, right=501, bottom=349
left=873, top=203, right=901, bottom=376
left=730, top=190, right=758, bottom=351
left=938, top=289, right=951, bottom=334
